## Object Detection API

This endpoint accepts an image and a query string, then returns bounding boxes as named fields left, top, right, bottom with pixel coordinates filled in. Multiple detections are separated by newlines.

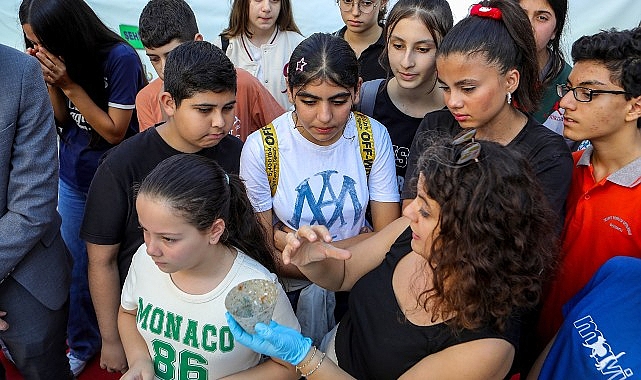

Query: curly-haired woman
left=227, top=135, right=558, bottom=379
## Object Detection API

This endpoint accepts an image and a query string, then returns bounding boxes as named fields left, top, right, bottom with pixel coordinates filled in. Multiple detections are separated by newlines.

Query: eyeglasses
left=338, top=0, right=378, bottom=14
left=451, top=129, right=480, bottom=165
left=556, top=84, right=629, bottom=103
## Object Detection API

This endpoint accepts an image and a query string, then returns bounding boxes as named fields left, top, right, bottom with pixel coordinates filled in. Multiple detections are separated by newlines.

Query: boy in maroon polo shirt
left=538, top=27, right=641, bottom=348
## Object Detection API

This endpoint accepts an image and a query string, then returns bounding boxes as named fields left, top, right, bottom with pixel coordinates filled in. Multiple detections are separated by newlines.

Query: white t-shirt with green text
left=121, top=246, right=299, bottom=379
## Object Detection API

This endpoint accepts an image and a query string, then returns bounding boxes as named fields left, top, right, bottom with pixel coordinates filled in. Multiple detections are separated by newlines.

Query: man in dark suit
left=0, top=43, right=73, bottom=379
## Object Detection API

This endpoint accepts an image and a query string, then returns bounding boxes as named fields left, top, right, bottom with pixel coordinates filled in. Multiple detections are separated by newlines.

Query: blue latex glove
left=225, top=312, right=312, bottom=365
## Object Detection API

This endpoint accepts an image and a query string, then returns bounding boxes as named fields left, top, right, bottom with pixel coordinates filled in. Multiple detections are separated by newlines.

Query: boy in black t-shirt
left=80, top=40, right=242, bottom=373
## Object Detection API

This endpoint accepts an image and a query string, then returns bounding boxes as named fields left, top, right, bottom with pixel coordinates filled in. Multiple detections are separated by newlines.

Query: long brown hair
left=380, top=0, right=453, bottom=77
left=221, top=0, right=301, bottom=39
left=415, top=137, right=558, bottom=333
left=19, top=0, right=146, bottom=144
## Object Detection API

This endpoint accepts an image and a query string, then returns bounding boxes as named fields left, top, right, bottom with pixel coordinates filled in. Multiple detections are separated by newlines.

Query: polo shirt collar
left=577, top=146, right=641, bottom=187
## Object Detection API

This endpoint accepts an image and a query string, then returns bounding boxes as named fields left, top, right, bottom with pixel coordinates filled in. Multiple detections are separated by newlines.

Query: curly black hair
left=415, top=137, right=559, bottom=333
left=571, top=27, right=641, bottom=128
left=571, top=27, right=641, bottom=100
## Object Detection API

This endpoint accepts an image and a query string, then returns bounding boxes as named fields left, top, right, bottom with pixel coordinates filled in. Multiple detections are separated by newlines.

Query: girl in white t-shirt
left=220, top=0, right=304, bottom=109
left=240, top=33, right=400, bottom=345
left=118, top=154, right=299, bottom=380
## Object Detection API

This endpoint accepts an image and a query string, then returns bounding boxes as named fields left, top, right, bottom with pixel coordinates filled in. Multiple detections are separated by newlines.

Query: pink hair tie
left=469, top=4, right=502, bottom=20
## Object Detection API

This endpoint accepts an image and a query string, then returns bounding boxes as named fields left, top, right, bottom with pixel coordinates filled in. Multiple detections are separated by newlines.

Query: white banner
left=2, top=0, right=639, bottom=80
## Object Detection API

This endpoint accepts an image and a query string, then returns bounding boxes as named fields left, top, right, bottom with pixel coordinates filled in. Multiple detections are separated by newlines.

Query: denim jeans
left=58, top=180, right=100, bottom=362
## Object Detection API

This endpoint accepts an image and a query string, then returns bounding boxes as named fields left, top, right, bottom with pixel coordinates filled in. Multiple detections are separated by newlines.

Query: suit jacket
left=0, top=44, right=71, bottom=310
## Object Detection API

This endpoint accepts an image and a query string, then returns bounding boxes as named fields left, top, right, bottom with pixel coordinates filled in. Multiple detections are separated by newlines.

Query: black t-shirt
left=370, top=81, right=424, bottom=193
left=335, top=26, right=387, bottom=82
left=401, top=109, right=573, bottom=220
left=334, top=227, right=521, bottom=380
left=80, top=126, right=243, bottom=284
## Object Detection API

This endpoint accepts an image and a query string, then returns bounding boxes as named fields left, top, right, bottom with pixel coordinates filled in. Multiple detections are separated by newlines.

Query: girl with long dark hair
left=402, top=0, right=572, bottom=221
left=118, top=154, right=299, bottom=380
left=519, top=0, right=574, bottom=144
left=19, top=0, right=146, bottom=373
left=240, top=33, right=400, bottom=345
left=357, top=0, right=453, bottom=193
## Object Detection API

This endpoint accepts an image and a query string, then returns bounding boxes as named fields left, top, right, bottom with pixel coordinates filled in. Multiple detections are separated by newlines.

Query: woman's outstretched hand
left=225, top=312, right=312, bottom=366
left=282, top=225, right=351, bottom=267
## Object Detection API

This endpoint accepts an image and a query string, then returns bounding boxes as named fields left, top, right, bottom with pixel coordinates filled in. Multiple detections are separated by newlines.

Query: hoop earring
left=506, top=92, right=512, bottom=105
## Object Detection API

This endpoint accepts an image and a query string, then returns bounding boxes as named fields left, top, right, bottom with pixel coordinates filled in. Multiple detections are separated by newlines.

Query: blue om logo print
left=287, top=170, right=363, bottom=230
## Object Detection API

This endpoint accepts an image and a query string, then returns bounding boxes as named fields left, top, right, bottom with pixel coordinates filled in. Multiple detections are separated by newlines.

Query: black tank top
left=334, top=227, right=520, bottom=379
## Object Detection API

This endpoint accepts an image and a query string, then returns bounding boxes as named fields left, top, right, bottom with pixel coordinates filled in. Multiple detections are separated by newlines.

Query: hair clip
left=469, top=4, right=502, bottom=20
left=296, top=57, right=307, bottom=72
left=452, top=129, right=481, bottom=165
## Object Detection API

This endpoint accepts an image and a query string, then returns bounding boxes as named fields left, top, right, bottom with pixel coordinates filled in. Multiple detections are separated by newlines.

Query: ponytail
left=225, top=174, right=278, bottom=274
left=437, top=0, right=541, bottom=112
left=137, top=154, right=278, bottom=274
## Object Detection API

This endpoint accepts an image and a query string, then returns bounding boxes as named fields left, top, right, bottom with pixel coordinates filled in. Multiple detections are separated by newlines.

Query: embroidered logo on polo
left=573, top=315, right=632, bottom=378
left=287, top=170, right=363, bottom=232
left=603, top=215, right=632, bottom=235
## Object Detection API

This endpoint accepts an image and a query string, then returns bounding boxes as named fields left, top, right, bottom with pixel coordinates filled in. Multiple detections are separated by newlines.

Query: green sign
left=119, top=24, right=144, bottom=50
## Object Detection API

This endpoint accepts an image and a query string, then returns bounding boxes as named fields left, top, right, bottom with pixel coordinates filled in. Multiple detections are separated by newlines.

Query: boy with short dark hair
left=80, top=40, right=243, bottom=373
left=135, top=0, right=284, bottom=140
left=537, top=27, right=641, bottom=349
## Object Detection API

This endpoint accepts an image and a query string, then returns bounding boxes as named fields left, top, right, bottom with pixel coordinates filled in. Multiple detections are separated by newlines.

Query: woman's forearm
left=219, top=358, right=298, bottom=380
left=294, top=348, right=355, bottom=380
